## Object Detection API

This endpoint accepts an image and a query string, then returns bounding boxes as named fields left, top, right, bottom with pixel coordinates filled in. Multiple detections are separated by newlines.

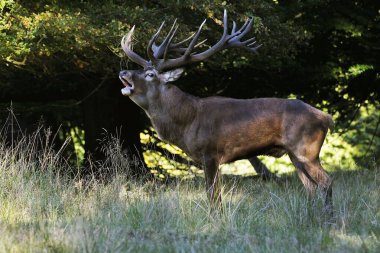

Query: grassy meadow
left=0, top=127, right=379, bottom=253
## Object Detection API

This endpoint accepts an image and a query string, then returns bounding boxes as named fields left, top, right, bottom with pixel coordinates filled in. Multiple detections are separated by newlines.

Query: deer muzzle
left=119, top=70, right=134, bottom=96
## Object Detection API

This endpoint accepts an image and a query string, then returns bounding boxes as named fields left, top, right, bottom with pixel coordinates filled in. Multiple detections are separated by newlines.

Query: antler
left=147, top=20, right=207, bottom=61
left=153, top=10, right=261, bottom=71
left=121, top=26, right=151, bottom=68
left=121, top=10, right=261, bottom=71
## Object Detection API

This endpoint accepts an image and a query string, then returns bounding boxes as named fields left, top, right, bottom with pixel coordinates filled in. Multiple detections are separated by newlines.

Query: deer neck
left=145, top=84, right=199, bottom=146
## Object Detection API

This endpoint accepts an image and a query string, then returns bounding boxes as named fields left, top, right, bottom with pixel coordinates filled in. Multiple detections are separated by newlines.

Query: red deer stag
left=119, top=10, right=333, bottom=213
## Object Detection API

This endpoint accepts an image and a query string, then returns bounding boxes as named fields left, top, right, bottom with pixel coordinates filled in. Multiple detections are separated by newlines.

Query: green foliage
left=314, top=102, right=380, bottom=169
left=1, top=0, right=378, bottom=100
left=1, top=0, right=122, bottom=75
left=281, top=0, right=379, bottom=118
left=0, top=0, right=305, bottom=85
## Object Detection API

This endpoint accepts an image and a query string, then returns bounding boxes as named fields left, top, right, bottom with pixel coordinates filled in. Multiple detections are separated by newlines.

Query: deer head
left=119, top=67, right=184, bottom=108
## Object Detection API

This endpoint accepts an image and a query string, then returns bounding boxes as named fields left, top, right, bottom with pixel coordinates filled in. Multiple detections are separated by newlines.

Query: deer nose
left=119, top=70, right=131, bottom=78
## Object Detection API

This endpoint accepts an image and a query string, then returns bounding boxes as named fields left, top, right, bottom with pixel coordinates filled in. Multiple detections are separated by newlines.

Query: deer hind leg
left=289, top=129, right=333, bottom=214
left=248, top=156, right=277, bottom=180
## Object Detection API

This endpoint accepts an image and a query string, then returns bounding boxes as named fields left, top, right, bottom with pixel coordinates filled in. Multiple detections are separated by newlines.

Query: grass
left=0, top=128, right=379, bottom=252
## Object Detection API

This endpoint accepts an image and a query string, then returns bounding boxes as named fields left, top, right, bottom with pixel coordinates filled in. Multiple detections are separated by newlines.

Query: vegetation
left=0, top=127, right=379, bottom=252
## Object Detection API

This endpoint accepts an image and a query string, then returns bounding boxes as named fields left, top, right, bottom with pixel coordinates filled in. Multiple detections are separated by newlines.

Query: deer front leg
left=203, top=158, right=222, bottom=212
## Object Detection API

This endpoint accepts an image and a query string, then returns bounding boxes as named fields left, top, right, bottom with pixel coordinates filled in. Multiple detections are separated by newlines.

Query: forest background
left=1, top=0, right=379, bottom=177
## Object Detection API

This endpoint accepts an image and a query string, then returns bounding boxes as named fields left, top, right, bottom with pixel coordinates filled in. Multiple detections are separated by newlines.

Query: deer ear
left=159, top=68, right=184, bottom=83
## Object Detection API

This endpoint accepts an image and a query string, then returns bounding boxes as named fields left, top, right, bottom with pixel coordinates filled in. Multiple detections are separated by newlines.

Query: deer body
left=129, top=79, right=332, bottom=165
left=119, top=10, right=333, bottom=214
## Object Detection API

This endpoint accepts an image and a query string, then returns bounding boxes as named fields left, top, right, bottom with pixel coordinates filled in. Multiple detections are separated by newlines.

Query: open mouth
left=119, top=76, right=134, bottom=96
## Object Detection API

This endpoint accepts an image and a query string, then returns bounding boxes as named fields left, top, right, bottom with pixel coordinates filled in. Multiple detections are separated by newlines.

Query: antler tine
left=227, top=17, right=261, bottom=53
left=248, top=43, right=262, bottom=54
left=195, top=39, right=207, bottom=48
left=147, top=21, right=165, bottom=63
left=243, top=37, right=256, bottom=45
left=231, top=21, right=237, bottom=34
left=223, top=9, right=228, bottom=37
left=163, top=24, right=179, bottom=60
left=165, top=39, right=206, bottom=56
left=152, top=19, right=178, bottom=59
left=167, top=38, right=207, bottom=57
left=167, top=34, right=206, bottom=53
left=184, top=19, right=207, bottom=57
left=170, top=33, right=196, bottom=48
left=236, top=18, right=250, bottom=35
left=234, top=17, right=254, bottom=40
left=244, top=37, right=261, bottom=52
left=185, top=10, right=230, bottom=62
left=121, top=26, right=150, bottom=68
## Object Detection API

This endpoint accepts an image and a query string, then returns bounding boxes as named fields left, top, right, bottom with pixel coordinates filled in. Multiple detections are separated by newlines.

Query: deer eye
left=145, top=72, right=155, bottom=78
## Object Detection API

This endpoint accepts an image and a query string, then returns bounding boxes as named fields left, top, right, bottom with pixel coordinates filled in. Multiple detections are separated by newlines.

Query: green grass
left=0, top=129, right=379, bottom=252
